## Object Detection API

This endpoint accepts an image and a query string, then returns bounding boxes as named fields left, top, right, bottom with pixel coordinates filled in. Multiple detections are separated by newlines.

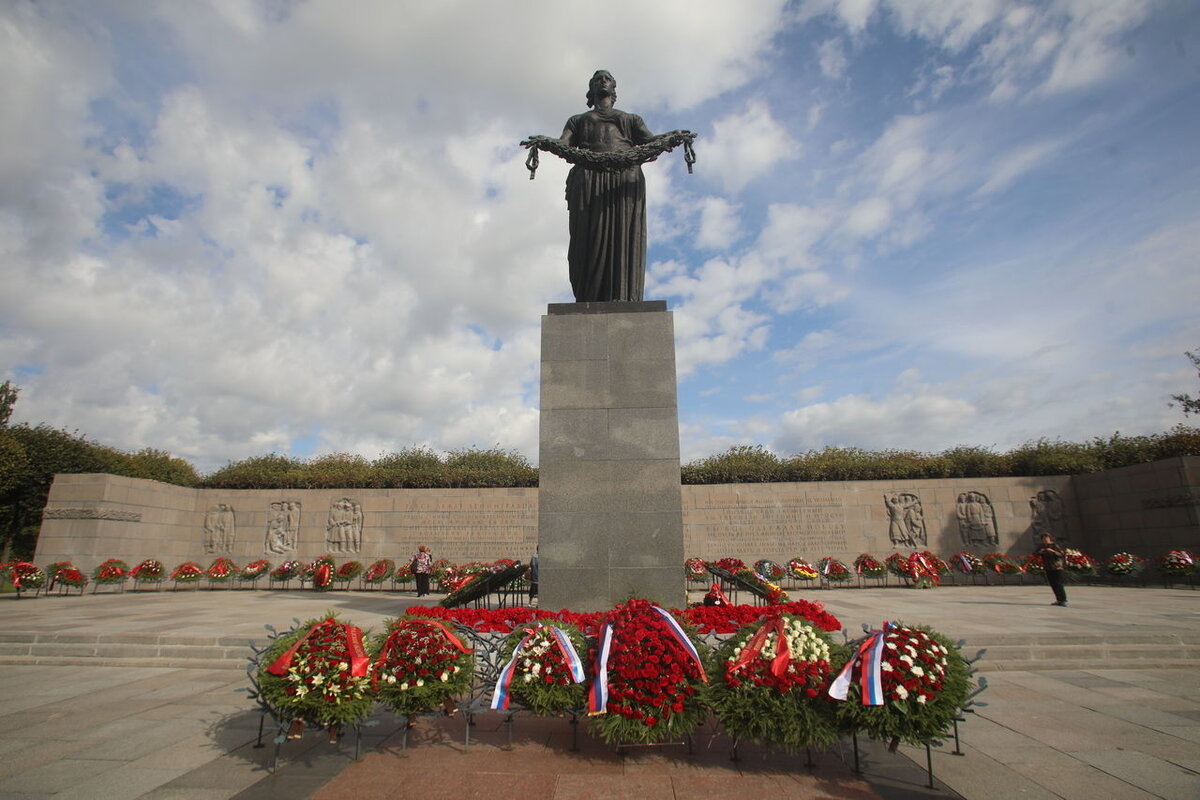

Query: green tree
left=0, top=380, right=17, bottom=428
left=0, top=425, right=114, bottom=561
left=1170, top=349, right=1200, bottom=416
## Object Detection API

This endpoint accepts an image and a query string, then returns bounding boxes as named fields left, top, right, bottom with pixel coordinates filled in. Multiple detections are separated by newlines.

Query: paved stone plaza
left=0, top=584, right=1197, bottom=799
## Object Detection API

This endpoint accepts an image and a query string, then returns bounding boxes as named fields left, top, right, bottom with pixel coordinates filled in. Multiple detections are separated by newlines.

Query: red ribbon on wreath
left=727, top=615, right=791, bottom=679
left=266, top=618, right=369, bottom=678
left=370, top=618, right=471, bottom=689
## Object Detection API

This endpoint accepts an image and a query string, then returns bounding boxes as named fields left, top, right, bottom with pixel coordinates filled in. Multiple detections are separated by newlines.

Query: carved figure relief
left=1030, top=489, right=1066, bottom=539
left=326, top=498, right=363, bottom=554
left=203, top=504, right=236, bottom=553
left=955, top=491, right=998, bottom=546
left=265, top=500, right=301, bottom=554
left=884, top=492, right=927, bottom=547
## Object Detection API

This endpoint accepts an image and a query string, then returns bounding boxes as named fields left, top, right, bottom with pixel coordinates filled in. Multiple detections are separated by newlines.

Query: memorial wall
left=33, top=456, right=1199, bottom=570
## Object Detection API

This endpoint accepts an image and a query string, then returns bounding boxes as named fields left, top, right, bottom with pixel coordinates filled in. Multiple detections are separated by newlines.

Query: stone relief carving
left=956, top=491, right=998, bottom=546
left=884, top=492, right=927, bottom=547
left=326, top=498, right=363, bottom=554
left=265, top=500, right=301, bottom=555
left=203, top=503, right=236, bottom=554
left=42, top=508, right=142, bottom=522
left=1029, top=489, right=1066, bottom=539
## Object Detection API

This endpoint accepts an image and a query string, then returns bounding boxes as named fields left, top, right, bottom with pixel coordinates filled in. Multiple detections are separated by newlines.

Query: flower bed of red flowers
left=405, top=598, right=841, bottom=638
left=586, top=599, right=708, bottom=745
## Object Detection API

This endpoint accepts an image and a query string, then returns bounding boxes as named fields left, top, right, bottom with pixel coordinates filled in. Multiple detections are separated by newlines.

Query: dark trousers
left=415, top=573, right=431, bottom=596
left=1046, top=569, right=1067, bottom=603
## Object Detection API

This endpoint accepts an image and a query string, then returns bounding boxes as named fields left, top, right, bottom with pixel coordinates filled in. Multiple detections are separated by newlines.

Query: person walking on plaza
left=412, top=545, right=433, bottom=597
left=1034, top=531, right=1068, bottom=606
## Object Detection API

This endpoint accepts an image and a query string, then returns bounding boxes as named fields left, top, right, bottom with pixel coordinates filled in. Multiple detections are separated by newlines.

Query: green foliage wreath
left=255, top=616, right=375, bottom=728
left=494, top=622, right=588, bottom=716
left=832, top=623, right=972, bottom=749
left=706, top=614, right=843, bottom=753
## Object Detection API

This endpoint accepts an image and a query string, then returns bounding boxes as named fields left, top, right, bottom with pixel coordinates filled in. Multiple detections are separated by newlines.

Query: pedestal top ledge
left=548, top=301, right=667, bottom=315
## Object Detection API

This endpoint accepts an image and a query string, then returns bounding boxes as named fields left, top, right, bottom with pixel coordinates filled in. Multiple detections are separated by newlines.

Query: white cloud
left=776, top=392, right=978, bottom=452
left=702, top=99, right=801, bottom=193
left=695, top=197, right=742, bottom=250
left=817, top=38, right=849, bottom=79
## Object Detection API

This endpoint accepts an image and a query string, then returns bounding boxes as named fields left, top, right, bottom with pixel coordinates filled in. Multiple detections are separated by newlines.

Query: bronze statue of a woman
left=523, top=70, right=695, bottom=303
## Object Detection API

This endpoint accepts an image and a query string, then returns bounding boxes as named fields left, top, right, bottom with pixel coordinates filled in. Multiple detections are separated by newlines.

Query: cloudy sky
left=3, top=0, right=1199, bottom=473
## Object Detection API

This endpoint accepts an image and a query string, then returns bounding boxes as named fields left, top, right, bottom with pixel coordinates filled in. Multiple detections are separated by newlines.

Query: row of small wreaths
left=250, top=599, right=978, bottom=753
left=521, top=130, right=696, bottom=176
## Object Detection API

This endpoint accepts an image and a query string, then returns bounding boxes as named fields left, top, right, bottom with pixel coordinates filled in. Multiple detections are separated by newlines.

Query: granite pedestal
left=537, top=301, right=685, bottom=611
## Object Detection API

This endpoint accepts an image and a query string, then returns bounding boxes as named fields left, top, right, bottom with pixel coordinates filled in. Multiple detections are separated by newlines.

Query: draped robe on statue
left=562, top=108, right=655, bottom=303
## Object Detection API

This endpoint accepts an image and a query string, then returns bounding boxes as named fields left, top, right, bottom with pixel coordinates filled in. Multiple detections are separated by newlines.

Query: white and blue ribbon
left=491, top=624, right=587, bottom=711
left=650, top=605, right=706, bottom=680
left=587, top=622, right=614, bottom=715
left=828, top=622, right=892, bottom=706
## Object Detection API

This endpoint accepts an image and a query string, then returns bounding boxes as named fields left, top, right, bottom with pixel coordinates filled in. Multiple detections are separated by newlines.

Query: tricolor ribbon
left=587, top=622, right=614, bottom=715
left=267, top=618, right=370, bottom=678
left=649, top=605, right=707, bottom=682
left=490, top=624, right=586, bottom=710
left=371, top=618, right=471, bottom=689
left=828, top=622, right=893, bottom=706
left=587, top=607, right=707, bottom=717
left=822, top=559, right=834, bottom=576
left=956, top=553, right=973, bottom=572
left=727, top=616, right=791, bottom=679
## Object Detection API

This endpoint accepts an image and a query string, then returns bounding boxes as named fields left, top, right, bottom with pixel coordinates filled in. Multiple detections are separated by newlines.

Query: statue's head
left=586, top=70, right=616, bottom=107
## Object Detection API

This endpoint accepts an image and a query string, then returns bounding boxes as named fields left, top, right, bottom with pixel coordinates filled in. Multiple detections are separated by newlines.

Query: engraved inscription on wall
left=685, top=494, right=848, bottom=555
left=43, top=507, right=143, bottom=522
left=203, top=504, right=236, bottom=554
